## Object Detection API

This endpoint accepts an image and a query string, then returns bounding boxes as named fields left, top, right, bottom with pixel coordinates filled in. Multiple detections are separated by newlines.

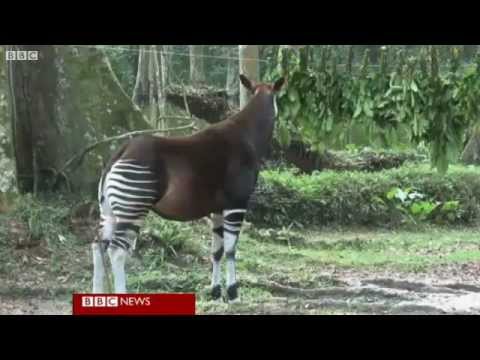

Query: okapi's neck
left=238, top=91, right=276, bottom=159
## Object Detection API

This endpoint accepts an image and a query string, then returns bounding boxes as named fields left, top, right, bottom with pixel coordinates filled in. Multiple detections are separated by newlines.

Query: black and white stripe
left=98, top=159, right=159, bottom=251
left=223, top=209, right=246, bottom=257
left=222, top=209, right=246, bottom=302
left=210, top=213, right=224, bottom=300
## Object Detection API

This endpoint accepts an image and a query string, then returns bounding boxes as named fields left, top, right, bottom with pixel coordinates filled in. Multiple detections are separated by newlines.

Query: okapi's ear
left=239, top=74, right=255, bottom=92
left=273, top=77, right=285, bottom=92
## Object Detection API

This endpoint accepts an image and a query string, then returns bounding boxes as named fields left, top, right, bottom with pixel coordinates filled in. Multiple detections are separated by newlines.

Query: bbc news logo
left=6, top=50, right=39, bottom=61
left=81, top=295, right=151, bottom=307
left=73, top=294, right=196, bottom=315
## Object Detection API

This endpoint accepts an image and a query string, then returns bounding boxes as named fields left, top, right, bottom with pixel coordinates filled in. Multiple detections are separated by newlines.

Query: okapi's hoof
left=210, top=284, right=222, bottom=300
left=226, top=283, right=240, bottom=303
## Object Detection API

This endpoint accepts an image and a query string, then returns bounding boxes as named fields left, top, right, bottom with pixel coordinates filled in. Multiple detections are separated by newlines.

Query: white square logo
left=28, top=51, right=38, bottom=61
left=106, top=296, right=118, bottom=307
left=6, top=51, right=16, bottom=61
left=17, top=51, right=26, bottom=60
left=94, top=296, right=106, bottom=307
left=82, top=296, right=94, bottom=307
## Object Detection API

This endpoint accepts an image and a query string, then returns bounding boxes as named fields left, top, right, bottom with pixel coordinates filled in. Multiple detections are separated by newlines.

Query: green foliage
left=11, top=194, right=76, bottom=247
left=249, top=165, right=480, bottom=228
left=266, top=46, right=480, bottom=174
left=246, top=225, right=306, bottom=247
left=140, top=214, right=201, bottom=260
left=384, top=187, right=462, bottom=223
left=102, top=45, right=138, bottom=96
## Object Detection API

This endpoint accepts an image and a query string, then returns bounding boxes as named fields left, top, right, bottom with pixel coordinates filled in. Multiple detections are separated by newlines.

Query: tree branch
left=60, top=121, right=195, bottom=174
left=100, top=48, right=152, bottom=126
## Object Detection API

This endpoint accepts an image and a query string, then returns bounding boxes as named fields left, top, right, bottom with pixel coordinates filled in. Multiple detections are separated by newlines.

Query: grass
left=243, top=227, right=480, bottom=272
left=1, top=194, right=480, bottom=314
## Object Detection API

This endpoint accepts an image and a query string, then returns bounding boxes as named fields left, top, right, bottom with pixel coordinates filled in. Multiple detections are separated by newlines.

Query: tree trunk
left=226, top=46, right=239, bottom=108
left=189, top=45, right=206, bottom=85
left=7, top=45, right=64, bottom=193
left=132, top=45, right=150, bottom=107
left=239, top=45, right=259, bottom=109
left=461, top=125, right=480, bottom=165
left=357, top=45, right=382, bottom=64
left=6, top=45, right=153, bottom=194
left=132, top=45, right=166, bottom=129
left=0, top=46, right=14, bottom=193
left=160, top=45, right=171, bottom=88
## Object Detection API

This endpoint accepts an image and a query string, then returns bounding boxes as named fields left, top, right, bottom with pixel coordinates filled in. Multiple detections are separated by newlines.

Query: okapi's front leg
left=223, top=209, right=246, bottom=303
left=210, top=213, right=224, bottom=300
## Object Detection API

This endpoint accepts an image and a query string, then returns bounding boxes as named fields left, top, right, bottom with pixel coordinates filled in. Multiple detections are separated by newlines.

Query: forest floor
left=1, top=211, right=480, bottom=315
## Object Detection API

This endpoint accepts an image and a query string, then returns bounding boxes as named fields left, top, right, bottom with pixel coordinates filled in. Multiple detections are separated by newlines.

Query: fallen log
left=165, top=84, right=233, bottom=124
left=268, top=140, right=425, bottom=174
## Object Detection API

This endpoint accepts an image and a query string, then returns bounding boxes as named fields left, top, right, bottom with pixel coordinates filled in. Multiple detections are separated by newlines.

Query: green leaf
left=288, top=88, right=299, bottom=102
left=442, top=201, right=459, bottom=211
left=364, top=105, right=374, bottom=118
left=325, top=116, right=333, bottom=132
left=353, top=103, right=362, bottom=118
left=386, top=187, right=400, bottom=200
left=410, top=81, right=419, bottom=92
left=278, top=124, right=291, bottom=147
left=291, top=101, right=302, bottom=118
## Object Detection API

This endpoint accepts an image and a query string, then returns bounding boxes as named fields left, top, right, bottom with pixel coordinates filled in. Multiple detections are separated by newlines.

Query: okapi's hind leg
left=223, top=208, right=247, bottom=303
left=107, top=221, right=142, bottom=293
left=210, top=213, right=224, bottom=300
left=92, top=241, right=107, bottom=293
left=92, top=192, right=115, bottom=293
left=93, top=201, right=143, bottom=293
left=93, top=158, right=159, bottom=293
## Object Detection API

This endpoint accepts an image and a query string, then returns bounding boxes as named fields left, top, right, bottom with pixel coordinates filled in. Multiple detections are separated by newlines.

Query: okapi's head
left=239, top=74, right=285, bottom=116
left=239, top=74, right=285, bottom=95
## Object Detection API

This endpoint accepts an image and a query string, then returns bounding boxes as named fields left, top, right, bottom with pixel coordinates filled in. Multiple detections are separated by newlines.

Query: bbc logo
left=6, top=51, right=39, bottom=61
left=82, top=296, right=118, bottom=307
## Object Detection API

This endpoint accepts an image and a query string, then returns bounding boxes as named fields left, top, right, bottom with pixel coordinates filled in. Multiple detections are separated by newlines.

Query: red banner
left=72, top=294, right=196, bottom=315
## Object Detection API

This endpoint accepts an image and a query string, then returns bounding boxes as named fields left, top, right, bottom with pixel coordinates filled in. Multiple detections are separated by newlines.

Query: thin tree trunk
left=160, top=45, right=171, bottom=88
left=151, top=45, right=166, bottom=131
left=226, top=46, right=239, bottom=108
left=148, top=46, right=157, bottom=127
left=462, top=124, right=480, bottom=165
left=132, top=45, right=167, bottom=129
left=132, top=45, right=149, bottom=107
left=189, top=45, right=206, bottom=85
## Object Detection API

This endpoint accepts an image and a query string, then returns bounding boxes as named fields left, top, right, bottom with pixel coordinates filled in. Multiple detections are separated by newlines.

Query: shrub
left=248, top=164, right=480, bottom=228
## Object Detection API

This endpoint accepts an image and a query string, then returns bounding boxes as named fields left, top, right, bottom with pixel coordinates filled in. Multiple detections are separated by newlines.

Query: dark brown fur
left=103, top=76, right=285, bottom=221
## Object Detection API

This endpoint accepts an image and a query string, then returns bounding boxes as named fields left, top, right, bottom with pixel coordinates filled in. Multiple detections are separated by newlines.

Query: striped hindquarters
left=101, top=159, right=160, bottom=222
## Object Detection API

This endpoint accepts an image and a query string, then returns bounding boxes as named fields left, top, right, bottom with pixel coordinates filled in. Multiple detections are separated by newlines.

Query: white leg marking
left=224, top=230, right=238, bottom=289
left=92, top=243, right=105, bottom=293
left=101, top=215, right=115, bottom=240
left=94, top=183, right=113, bottom=293
left=211, top=213, right=223, bottom=288
left=223, top=209, right=247, bottom=217
left=108, top=246, right=128, bottom=293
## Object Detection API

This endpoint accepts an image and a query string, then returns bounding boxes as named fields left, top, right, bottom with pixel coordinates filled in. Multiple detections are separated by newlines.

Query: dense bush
left=248, top=164, right=480, bottom=228
left=266, top=46, right=480, bottom=174
left=5, top=194, right=76, bottom=248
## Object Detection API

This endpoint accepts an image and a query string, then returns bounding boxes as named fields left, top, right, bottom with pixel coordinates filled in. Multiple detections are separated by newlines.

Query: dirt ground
left=1, top=262, right=479, bottom=315
left=1, top=220, right=480, bottom=315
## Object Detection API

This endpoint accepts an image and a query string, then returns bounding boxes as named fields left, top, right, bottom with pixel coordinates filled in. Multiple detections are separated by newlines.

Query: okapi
left=93, top=74, right=285, bottom=302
